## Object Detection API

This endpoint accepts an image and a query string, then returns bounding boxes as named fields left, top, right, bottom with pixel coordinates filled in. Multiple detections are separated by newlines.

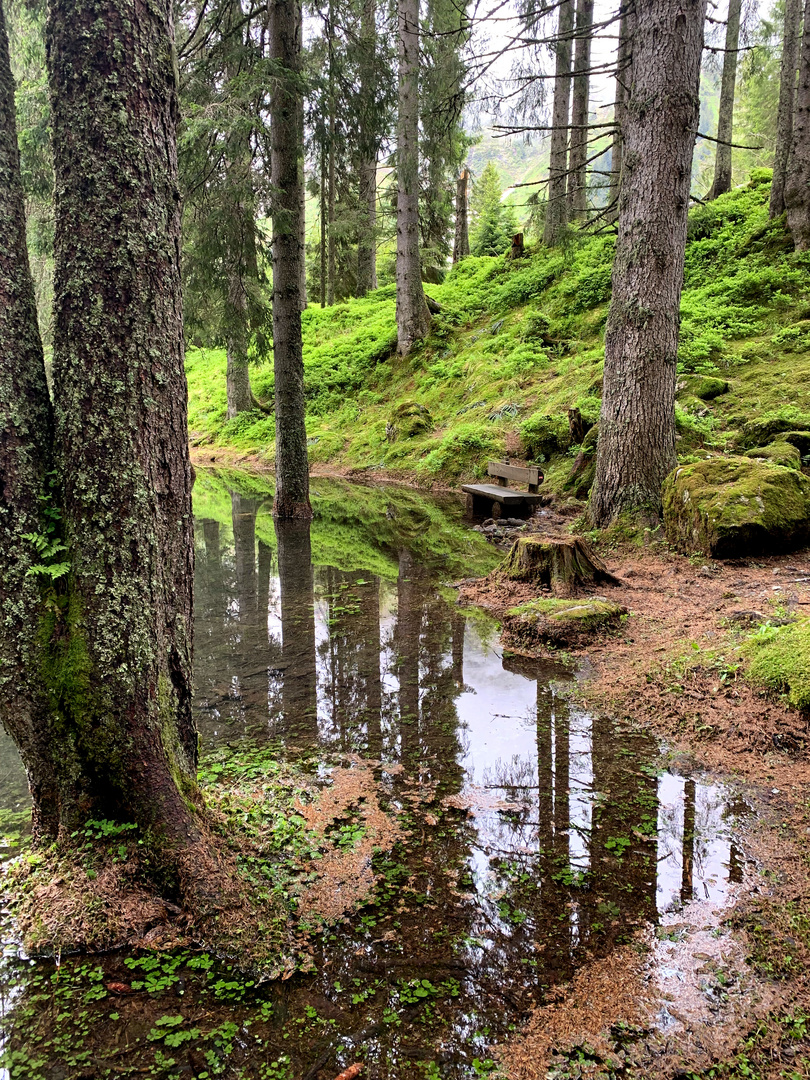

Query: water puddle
left=0, top=474, right=743, bottom=1079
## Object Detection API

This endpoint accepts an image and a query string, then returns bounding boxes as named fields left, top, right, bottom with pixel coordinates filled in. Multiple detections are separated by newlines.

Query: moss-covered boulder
left=744, top=440, right=802, bottom=470
left=662, top=457, right=810, bottom=557
left=736, top=415, right=810, bottom=450
left=782, top=431, right=810, bottom=456
left=502, top=597, right=627, bottom=650
left=676, top=374, right=730, bottom=401
left=743, top=619, right=810, bottom=709
left=389, top=401, right=433, bottom=440
left=519, top=413, right=570, bottom=460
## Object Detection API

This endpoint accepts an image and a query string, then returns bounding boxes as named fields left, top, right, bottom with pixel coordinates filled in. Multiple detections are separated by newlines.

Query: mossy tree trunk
left=224, top=0, right=256, bottom=419
left=785, top=0, right=810, bottom=249
left=568, top=0, right=594, bottom=220
left=607, top=2, right=635, bottom=221
left=269, top=0, right=312, bottom=519
left=42, top=0, right=206, bottom=872
left=706, top=0, right=742, bottom=200
left=502, top=536, right=620, bottom=596
left=0, top=0, right=64, bottom=842
left=453, top=167, right=470, bottom=262
left=395, top=0, right=431, bottom=354
left=589, top=0, right=705, bottom=526
left=543, top=0, right=574, bottom=246
left=770, top=0, right=802, bottom=218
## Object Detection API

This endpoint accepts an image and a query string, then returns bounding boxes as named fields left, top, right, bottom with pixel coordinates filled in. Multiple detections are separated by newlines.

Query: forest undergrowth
left=187, top=172, right=810, bottom=495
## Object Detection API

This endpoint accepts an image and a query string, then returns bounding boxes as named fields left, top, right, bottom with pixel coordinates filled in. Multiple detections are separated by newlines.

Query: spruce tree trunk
left=356, top=0, right=378, bottom=296
left=224, top=0, right=255, bottom=417
left=47, top=0, right=202, bottom=852
left=0, top=0, right=65, bottom=842
left=589, top=0, right=706, bottom=527
left=607, top=2, right=634, bottom=220
left=320, top=150, right=327, bottom=307
left=298, top=104, right=308, bottom=309
left=327, top=7, right=336, bottom=308
left=770, top=0, right=802, bottom=218
left=568, top=0, right=594, bottom=220
left=269, top=0, right=312, bottom=518
left=543, top=0, right=574, bottom=246
left=785, top=0, right=810, bottom=249
left=396, top=0, right=431, bottom=354
left=707, top=0, right=742, bottom=200
left=452, top=167, right=470, bottom=261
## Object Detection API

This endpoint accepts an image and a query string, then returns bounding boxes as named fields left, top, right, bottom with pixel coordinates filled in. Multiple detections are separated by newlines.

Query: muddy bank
left=459, top=534, right=810, bottom=1078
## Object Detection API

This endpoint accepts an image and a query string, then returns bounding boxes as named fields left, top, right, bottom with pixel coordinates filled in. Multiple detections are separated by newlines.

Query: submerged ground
left=1, top=471, right=809, bottom=1079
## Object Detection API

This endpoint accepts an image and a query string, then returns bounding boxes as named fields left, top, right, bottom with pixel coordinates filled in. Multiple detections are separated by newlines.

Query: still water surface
left=0, top=474, right=740, bottom=1079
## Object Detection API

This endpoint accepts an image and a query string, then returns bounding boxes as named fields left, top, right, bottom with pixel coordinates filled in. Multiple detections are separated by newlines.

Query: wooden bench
left=461, top=460, right=545, bottom=520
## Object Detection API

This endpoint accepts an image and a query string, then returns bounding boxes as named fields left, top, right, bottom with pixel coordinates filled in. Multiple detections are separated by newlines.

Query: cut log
left=508, top=232, right=525, bottom=260
left=501, top=535, right=621, bottom=596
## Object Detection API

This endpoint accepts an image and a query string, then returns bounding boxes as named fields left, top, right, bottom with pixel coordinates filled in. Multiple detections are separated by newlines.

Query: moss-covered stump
left=662, top=457, right=810, bottom=557
left=501, top=535, right=621, bottom=596
left=502, top=597, right=627, bottom=649
left=744, top=440, right=802, bottom=470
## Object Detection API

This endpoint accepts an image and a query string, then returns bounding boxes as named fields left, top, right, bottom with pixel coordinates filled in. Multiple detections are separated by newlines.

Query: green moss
left=677, top=374, right=730, bottom=401
left=662, top=457, right=810, bottom=557
left=744, top=620, right=810, bottom=709
left=519, top=412, right=570, bottom=460
left=185, top=176, right=810, bottom=495
left=508, top=597, right=624, bottom=626
left=744, top=440, right=802, bottom=470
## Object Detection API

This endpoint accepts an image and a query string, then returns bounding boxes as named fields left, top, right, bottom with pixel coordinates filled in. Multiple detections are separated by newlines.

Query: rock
left=744, top=440, right=802, bottom=470
left=736, top=415, right=810, bottom=450
left=388, top=400, right=433, bottom=440
left=501, top=535, right=621, bottom=596
left=782, top=431, right=810, bottom=456
left=662, top=457, right=810, bottom=557
left=519, top=413, right=571, bottom=460
left=502, top=597, right=627, bottom=649
left=676, top=374, right=730, bottom=401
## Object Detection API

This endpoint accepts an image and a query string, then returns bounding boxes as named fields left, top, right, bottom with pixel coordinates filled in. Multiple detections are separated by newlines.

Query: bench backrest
left=487, top=461, right=541, bottom=487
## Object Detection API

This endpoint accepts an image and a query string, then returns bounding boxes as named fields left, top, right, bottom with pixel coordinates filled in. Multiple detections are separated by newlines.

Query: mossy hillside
left=186, top=175, right=810, bottom=490
left=743, top=619, right=810, bottom=710
left=662, top=457, right=810, bottom=557
left=192, top=468, right=499, bottom=580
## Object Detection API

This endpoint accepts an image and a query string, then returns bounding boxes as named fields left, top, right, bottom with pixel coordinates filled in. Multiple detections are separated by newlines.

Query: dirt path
left=460, top=532, right=810, bottom=1078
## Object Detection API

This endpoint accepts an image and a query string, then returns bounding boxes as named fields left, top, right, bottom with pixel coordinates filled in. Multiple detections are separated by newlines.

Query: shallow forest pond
left=0, top=472, right=740, bottom=1080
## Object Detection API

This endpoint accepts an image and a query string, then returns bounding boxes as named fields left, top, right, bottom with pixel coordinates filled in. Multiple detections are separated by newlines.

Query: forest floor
left=459, top=518, right=810, bottom=1079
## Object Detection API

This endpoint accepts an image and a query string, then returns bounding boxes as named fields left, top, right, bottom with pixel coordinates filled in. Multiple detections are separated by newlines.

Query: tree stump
left=508, top=232, right=525, bottom=260
left=501, top=535, right=621, bottom=596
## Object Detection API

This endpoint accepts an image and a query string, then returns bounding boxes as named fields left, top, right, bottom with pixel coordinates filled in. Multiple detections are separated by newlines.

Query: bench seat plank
left=461, top=483, right=546, bottom=504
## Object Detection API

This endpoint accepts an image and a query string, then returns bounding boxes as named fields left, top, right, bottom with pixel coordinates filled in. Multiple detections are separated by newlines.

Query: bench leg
left=491, top=501, right=502, bottom=521
left=464, top=493, right=474, bottom=518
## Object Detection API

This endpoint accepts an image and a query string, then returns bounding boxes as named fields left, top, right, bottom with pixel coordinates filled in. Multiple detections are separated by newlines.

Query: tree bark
left=607, top=2, right=634, bottom=221
left=452, top=167, right=470, bottom=261
left=771, top=0, right=802, bottom=218
left=785, top=0, right=810, bottom=248
left=224, top=0, right=256, bottom=418
left=0, top=0, right=63, bottom=842
left=396, top=0, right=431, bottom=354
left=269, top=0, right=312, bottom=519
left=327, top=0, right=336, bottom=307
left=589, top=0, right=706, bottom=526
left=568, top=0, right=595, bottom=220
left=356, top=0, right=378, bottom=296
left=47, top=0, right=200, bottom=851
left=707, top=0, right=742, bottom=200
left=543, top=0, right=574, bottom=246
